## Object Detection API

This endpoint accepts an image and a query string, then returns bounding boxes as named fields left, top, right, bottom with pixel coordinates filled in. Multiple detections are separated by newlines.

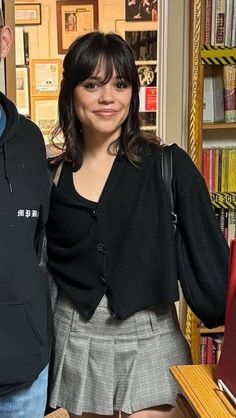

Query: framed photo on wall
left=16, top=66, right=30, bottom=116
left=31, top=97, right=58, bottom=134
left=30, top=59, right=62, bottom=96
left=125, top=30, right=157, bottom=62
left=15, top=3, right=41, bottom=26
left=125, top=0, right=157, bottom=22
left=56, top=0, right=99, bottom=54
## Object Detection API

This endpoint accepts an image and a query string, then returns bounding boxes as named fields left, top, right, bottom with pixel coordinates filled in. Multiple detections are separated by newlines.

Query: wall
left=13, top=0, right=188, bottom=149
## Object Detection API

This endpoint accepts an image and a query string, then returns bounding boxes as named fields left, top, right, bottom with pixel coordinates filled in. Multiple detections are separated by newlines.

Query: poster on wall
left=16, top=66, right=30, bottom=116
left=139, top=86, right=157, bottom=112
left=125, top=31, right=157, bottom=61
left=31, top=59, right=62, bottom=96
left=137, top=64, right=157, bottom=87
left=31, top=97, right=58, bottom=134
left=56, top=0, right=98, bottom=54
left=125, top=0, right=157, bottom=22
left=139, top=111, right=156, bottom=127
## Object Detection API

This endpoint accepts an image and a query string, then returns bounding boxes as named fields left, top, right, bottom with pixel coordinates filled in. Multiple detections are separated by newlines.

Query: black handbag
left=161, top=144, right=227, bottom=328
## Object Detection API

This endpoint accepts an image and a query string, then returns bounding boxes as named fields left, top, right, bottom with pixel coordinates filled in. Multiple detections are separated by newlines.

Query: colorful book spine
left=228, top=148, right=236, bottom=191
left=232, top=0, right=236, bottom=46
left=200, top=336, right=207, bottom=364
left=215, top=0, right=226, bottom=46
left=224, top=0, right=234, bottom=46
left=228, top=209, right=236, bottom=245
left=221, top=148, right=229, bottom=191
left=223, top=65, right=236, bottom=123
left=205, top=0, right=213, bottom=44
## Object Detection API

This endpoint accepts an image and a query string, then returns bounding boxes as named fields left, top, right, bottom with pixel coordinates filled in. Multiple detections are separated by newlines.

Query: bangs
left=90, top=55, right=132, bottom=84
left=66, top=33, right=137, bottom=87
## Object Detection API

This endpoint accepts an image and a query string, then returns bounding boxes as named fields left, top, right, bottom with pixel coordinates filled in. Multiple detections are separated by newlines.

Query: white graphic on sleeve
left=17, top=209, right=39, bottom=218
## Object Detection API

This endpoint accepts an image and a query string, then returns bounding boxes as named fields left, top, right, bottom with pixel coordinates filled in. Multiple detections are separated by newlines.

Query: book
left=200, top=336, right=207, bottom=364
left=203, top=66, right=214, bottom=122
left=211, top=0, right=217, bottom=45
left=212, top=66, right=225, bottom=122
left=228, top=148, right=236, bottom=191
left=221, top=148, right=229, bottom=191
left=214, top=336, right=223, bottom=363
left=224, top=0, right=234, bottom=46
left=205, top=0, right=213, bottom=44
left=202, top=148, right=210, bottom=188
left=223, top=65, right=236, bottom=123
left=214, top=148, right=220, bottom=192
left=232, top=0, right=236, bottom=46
left=206, top=336, right=214, bottom=364
left=228, top=209, right=236, bottom=245
left=215, top=0, right=226, bottom=46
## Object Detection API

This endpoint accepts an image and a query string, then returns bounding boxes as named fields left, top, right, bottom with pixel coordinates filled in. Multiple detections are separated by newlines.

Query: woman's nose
left=98, top=85, right=114, bottom=103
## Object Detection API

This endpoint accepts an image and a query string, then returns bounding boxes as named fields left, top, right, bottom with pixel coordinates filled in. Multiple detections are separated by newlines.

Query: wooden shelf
left=199, top=325, right=224, bottom=334
left=203, top=122, right=236, bottom=130
left=171, top=365, right=236, bottom=418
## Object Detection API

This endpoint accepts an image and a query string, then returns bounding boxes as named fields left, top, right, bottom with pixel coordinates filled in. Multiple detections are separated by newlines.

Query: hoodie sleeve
left=23, top=119, right=50, bottom=254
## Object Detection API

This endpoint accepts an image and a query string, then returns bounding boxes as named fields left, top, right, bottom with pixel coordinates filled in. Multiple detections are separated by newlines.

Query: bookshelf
left=187, top=0, right=236, bottom=364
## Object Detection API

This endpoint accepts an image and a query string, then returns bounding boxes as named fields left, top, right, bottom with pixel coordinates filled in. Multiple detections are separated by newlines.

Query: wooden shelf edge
left=202, top=122, right=236, bottom=130
left=199, top=325, right=225, bottom=334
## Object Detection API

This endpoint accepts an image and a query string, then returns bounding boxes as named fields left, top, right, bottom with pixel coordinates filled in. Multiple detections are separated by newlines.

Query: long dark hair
left=51, top=31, right=157, bottom=169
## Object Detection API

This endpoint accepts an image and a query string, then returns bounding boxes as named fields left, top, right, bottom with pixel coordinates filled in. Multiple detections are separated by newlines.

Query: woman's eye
left=116, top=81, right=128, bottom=89
left=84, top=82, right=98, bottom=90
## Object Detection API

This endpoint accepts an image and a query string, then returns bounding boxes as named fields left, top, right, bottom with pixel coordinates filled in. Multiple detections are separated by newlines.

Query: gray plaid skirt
left=49, top=294, right=192, bottom=415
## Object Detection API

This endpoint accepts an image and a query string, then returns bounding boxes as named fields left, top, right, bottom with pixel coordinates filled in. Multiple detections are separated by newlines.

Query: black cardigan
left=46, top=143, right=229, bottom=320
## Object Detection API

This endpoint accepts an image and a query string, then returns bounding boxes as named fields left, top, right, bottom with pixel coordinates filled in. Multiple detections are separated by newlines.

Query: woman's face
left=73, top=64, right=132, bottom=142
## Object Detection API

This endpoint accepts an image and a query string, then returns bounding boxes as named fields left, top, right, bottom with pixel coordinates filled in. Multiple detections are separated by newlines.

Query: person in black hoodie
left=0, top=8, right=51, bottom=418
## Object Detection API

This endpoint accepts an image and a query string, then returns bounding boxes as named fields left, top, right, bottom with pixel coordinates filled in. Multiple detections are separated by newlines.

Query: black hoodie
left=0, top=92, right=51, bottom=395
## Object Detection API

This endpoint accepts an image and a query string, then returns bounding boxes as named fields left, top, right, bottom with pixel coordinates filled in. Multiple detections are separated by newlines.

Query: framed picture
left=56, top=0, right=99, bottom=54
left=137, top=64, right=157, bottom=87
left=15, top=3, right=42, bottom=26
left=15, top=27, right=25, bottom=66
left=30, top=59, right=62, bottom=96
left=125, top=30, right=157, bottom=62
left=125, top=0, right=158, bottom=22
left=139, top=86, right=157, bottom=112
left=16, top=66, right=30, bottom=116
left=139, top=111, right=156, bottom=127
left=31, top=97, right=58, bottom=134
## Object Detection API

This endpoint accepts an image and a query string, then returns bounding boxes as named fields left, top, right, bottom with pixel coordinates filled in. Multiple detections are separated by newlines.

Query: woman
left=46, top=32, right=228, bottom=418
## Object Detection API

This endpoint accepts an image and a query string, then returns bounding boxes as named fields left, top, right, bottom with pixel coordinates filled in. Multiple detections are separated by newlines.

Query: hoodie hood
left=0, top=92, right=21, bottom=192
left=0, top=91, right=20, bottom=146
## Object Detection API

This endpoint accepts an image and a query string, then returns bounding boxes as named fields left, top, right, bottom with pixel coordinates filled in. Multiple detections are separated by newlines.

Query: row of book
left=202, top=147, right=236, bottom=192
left=204, top=0, right=236, bottom=47
left=203, top=65, right=236, bottom=123
left=215, top=208, right=236, bottom=245
left=200, top=335, right=224, bottom=364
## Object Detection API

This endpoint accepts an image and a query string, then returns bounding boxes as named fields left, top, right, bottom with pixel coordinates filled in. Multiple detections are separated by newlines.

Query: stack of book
left=203, top=65, right=236, bottom=123
left=204, top=0, right=236, bottom=47
left=215, top=207, right=236, bottom=245
left=202, top=147, right=236, bottom=192
left=200, top=334, right=224, bottom=364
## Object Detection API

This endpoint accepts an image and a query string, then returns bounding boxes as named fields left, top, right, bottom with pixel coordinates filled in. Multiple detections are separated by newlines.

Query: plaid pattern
left=49, top=294, right=192, bottom=415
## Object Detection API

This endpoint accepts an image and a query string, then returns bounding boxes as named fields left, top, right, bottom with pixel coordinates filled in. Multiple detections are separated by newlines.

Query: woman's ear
left=0, top=25, right=13, bottom=59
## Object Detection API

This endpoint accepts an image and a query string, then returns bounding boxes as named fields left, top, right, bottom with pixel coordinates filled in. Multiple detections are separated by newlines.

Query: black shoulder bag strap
left=161, top=145, right=178, bottom=230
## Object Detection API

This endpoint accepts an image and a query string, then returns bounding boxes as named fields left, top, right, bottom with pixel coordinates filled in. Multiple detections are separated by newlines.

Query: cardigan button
left=83, top=308, right=93, bottom=319
left=98, top=275, right=107, bottom=286
left=91, top=209, right=97, bottom=218
left=97, top=242, right=104, bottom=252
